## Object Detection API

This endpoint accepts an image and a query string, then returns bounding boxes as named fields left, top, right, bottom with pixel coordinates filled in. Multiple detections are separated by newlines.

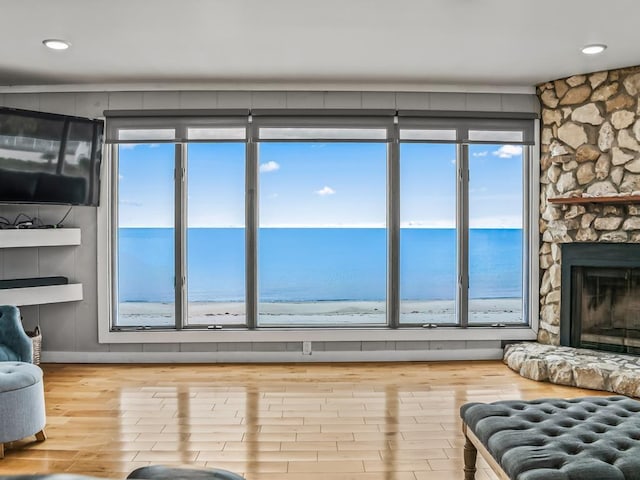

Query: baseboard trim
left=41, top=348, right=503, bottom=363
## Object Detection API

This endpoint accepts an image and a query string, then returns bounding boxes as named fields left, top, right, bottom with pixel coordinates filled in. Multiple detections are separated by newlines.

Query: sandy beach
left=117, top=298, right=523, bottom=327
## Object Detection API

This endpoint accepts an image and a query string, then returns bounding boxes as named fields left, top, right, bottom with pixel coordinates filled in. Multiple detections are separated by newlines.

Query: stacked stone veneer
left=538, top=65, right=640, bottom=345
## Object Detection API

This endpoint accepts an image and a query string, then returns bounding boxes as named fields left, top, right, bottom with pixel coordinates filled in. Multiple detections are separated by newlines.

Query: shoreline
left=117, top=298, right=523, bottom=326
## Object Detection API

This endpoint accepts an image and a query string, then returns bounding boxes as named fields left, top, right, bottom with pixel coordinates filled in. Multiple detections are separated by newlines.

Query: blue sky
left=118, top=142, right=523, bottom=228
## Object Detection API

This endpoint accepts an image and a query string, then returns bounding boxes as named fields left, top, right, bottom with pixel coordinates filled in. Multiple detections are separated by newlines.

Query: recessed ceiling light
left=581, top=44, right=607, bottom=55
left=43, top=39, right=70, bottom=51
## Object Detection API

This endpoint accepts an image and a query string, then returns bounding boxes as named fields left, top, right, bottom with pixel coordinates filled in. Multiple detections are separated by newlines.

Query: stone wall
left=538, top=65, right=640, bottom=345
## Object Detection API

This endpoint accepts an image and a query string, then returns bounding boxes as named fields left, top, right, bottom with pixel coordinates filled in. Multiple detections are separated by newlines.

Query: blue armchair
left=0, top=305, right=32, bottom=362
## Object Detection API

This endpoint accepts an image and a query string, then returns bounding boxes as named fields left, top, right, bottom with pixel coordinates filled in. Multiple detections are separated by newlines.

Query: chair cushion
left=0, top=362, right=43, bottom=393
left=0, top=305, right=33, bottom=362
left=460, top=396, right=640, bottom=480
left=0, top=345, right=20, bottom=362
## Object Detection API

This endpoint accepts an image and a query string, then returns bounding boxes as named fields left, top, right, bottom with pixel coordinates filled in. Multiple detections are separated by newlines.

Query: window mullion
left=175, top=144, right=187, bottom=330
left=523, top=145, right=532, bottom=327
left=458, top=144, right=469, bottom=327
left=388, top=122, right=400, bottom=329
left=110, top=145, right=120, bottom=330
left=246, top=123, right=258, bottom=330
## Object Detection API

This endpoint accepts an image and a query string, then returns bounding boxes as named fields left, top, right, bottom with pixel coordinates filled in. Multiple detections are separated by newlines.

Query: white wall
left=0, top=89, right=538, bottom=362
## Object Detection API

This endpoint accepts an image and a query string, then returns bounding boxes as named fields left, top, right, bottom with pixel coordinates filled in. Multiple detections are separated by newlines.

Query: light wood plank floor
left=1, top=361, right=607, bottom=479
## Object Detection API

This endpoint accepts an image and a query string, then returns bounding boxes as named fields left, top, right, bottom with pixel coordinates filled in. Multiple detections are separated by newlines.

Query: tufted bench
left=0, top=362, right=47, bottom=458
left=460, top=396, right=640, bottom=480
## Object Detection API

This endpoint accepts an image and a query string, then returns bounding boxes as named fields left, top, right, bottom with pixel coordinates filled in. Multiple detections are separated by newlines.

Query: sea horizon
left=118, top=227, right=523, bottom=303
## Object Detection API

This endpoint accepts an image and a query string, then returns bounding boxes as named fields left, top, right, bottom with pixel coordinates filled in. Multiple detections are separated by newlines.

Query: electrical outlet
left=302, top=341, right=312, bottom=355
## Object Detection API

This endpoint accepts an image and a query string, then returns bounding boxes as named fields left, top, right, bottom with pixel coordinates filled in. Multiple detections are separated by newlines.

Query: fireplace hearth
left=561, top=243, right=640, bottom=354
left=503, top=342, right=640, bottom=396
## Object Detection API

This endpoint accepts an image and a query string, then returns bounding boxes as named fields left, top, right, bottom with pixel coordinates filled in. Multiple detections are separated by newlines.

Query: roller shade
left=398, top=111, right=536, bottom=145
left=104, top=109, right=536, bottom=144
left=104, top=109, right=249, bottom=143
left=252, top=111, right=394, bottom=142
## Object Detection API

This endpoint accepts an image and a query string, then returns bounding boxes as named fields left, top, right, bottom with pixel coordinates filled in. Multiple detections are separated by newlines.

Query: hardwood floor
left=1, top=361, right=607, bottom=479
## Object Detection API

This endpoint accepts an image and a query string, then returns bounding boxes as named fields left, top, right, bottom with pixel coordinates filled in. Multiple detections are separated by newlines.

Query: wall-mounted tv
left=0, top=107, right=104, bottom=206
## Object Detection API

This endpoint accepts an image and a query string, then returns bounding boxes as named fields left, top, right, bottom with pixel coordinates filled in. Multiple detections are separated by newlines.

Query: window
left=468, top=144, right=524, bottom=325
left=399, top=143, right=457, bottom=325
left=111, top=121, right=247, bottom=331
left=116, top=143, right=176, bottom=327
left=106, top=112, right=533, bottom=332
left=258, top=142, right=387, bottom=326
left=186, top=143, right=246, bottom=327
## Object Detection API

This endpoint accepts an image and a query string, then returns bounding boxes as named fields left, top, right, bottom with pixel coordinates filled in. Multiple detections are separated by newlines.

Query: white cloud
left=315, top=186, right=336, bottom=196
left=259, top=161, right=280, bottom=173
left=493, top=145, right=523, bottom=158
left=118, top=174, right=124, bottom=180
left=119, top=143, right=159, bottom=150
left=401, top=219, right=456, bottom=228
left=120, top=200, right=143, bottom=207
left=473, top=151, right=489, bottom=157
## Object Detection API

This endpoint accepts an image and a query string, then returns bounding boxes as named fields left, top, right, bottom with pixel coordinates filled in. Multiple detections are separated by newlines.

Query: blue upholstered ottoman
left=0, top=362, right=47, bottom=458
left=460, top=396, right=640, bottom=480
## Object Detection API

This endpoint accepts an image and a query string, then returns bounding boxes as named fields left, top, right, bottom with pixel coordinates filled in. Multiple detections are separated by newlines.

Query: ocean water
left=117, top=228, right=522, bottom=303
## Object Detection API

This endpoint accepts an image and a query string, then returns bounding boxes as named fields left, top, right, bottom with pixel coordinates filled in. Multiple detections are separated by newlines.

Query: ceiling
left=1, top=0, right=639, bottom=91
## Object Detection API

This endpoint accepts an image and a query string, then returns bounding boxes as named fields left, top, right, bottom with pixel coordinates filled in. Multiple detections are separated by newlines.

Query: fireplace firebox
left=561, top=243, right=640, bottom=354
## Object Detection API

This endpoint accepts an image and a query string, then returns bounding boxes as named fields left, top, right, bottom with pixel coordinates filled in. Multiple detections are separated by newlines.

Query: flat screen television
left=0, top=107, right=104, bottom=206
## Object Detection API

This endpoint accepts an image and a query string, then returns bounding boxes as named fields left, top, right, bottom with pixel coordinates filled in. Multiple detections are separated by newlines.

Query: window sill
left=99, top=325, right=537, bottom=344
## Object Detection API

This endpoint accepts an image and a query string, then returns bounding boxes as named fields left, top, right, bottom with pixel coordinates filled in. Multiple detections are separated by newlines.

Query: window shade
left=104, top=110, right=249, bottom=143
left=398, top=112, right=535, bottom=145
left=104, top=109, right=536, bottom=145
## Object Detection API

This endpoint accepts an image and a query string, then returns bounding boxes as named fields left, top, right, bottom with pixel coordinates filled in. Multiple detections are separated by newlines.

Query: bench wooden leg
left=0, top=443, right=4, bottom=459
left=35, top=429, right=47, bottom=442
left=464, top=434, right=478, bottom=480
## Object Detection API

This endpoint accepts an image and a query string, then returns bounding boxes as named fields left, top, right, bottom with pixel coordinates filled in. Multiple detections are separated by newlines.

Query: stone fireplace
left=560, top=243, right=640, bottom=354
left=503, top=66, right=640, bottom=395
left=538, top=65, right=640, bottom=346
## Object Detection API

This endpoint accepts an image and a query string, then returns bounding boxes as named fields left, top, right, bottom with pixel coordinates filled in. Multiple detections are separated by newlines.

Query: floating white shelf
left=0, top=228, right=81, bottom=248
left=0, top=283, right=83, bottom=306
left=0, top=228, right=83, bottom=307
